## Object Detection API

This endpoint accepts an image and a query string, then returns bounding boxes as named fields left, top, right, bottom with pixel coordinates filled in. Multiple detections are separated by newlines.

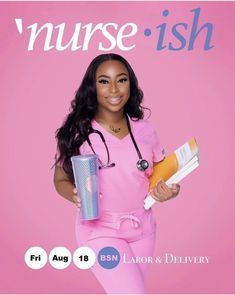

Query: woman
left=54, top=53, right=180, bottom=293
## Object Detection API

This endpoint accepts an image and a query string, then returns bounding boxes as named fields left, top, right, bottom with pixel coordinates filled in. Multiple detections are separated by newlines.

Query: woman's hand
left=72, top=188, right=82, bottom=208
left=151, top=179, right=180, bottom=202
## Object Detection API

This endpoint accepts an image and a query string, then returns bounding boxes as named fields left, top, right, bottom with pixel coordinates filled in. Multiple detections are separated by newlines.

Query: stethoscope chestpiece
left=137, top=159, right=149, bottom=171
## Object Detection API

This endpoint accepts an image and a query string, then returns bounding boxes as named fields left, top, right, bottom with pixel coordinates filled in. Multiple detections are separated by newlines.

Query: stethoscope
left=86, top=115, right=149, bottom=171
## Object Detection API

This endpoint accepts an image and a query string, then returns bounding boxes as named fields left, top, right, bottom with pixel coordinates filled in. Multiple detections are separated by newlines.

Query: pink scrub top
left=79, top=118, right=165, bottom=213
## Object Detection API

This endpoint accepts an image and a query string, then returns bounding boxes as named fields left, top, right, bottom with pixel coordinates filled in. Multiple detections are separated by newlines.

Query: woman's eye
left=97, top=79, right=109, bottom=84
left=118, top=77, right=128, bottom=83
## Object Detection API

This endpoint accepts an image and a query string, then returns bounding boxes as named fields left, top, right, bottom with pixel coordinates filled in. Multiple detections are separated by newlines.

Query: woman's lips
left=106, top=96, right=122, bottom=105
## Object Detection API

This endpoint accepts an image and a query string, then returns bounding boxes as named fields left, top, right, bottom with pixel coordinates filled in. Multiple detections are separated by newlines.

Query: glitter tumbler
left=71, top=154, right=100, bottom=220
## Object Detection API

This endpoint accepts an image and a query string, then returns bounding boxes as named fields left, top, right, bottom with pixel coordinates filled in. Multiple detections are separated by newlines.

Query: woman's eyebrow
left=97, top=73, right=128, bottom=79
left=116, top=73, right=128, bottom=77
left=96, top=74, right=110, bottom=79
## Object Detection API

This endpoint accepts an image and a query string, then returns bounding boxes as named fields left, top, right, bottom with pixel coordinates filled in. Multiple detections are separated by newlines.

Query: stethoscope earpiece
left=98, top=162, right=115, bottom=169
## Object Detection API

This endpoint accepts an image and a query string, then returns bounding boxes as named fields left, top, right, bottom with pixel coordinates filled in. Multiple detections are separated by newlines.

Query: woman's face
left=95, top=60, right=130, bottom=116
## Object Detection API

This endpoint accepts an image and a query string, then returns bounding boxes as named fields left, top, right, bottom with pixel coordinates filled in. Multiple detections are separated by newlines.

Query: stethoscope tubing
left=86, top=115, right=149, bottom=171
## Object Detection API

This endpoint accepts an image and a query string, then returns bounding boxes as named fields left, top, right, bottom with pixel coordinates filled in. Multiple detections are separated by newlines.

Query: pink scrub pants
left=76, top=208, right=156, bottom=294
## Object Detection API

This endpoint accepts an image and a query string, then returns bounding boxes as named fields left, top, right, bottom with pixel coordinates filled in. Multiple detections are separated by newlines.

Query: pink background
left=1, top=2, right=235, bottom=294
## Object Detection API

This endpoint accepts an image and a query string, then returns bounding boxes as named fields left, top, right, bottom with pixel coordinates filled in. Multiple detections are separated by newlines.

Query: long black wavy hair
left=55, top=53, right=147, bottom=182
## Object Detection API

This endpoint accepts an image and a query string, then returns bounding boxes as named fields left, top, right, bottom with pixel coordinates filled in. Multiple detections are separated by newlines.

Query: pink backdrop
left=1, top=2, right=235, bottom=294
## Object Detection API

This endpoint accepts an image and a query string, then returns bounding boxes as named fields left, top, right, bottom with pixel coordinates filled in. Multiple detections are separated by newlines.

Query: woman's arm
left=54, top=166, right=81, bottom=207
left=150, top=162, right=180, bottom=202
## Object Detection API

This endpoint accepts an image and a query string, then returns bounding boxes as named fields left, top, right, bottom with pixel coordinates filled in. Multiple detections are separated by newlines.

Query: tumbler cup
left=71, top=154, right=100, bottom=220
